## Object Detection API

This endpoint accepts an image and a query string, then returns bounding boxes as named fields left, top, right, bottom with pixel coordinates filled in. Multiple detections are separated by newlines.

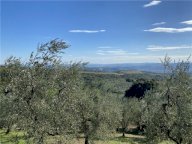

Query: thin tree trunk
left=5, top=126, right=10, bottom=134
left=122, top=131, right=125, bottom=137
left=179, top=138, right=182, bottom=144
left=122, top=127, right=126, bottom=137
left=85, top=136, right=89, bottom=144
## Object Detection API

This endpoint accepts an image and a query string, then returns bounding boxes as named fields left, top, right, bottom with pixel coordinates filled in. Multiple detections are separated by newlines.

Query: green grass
left=0, top=129, right=173, bottom=144
left=0, top=129, right=27, bottom=144
left=0, top=131, right=144, bottom=144
left=108, top=136, right=146, bottom=144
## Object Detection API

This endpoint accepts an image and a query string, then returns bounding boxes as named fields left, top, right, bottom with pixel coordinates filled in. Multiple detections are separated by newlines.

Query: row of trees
left=143, top=57, right=192, bottom=144
left=121, top=56, right=192, bottom=144
left=0, top=39, right=192, bottom=144
left=0, top=39, right=121, bottom=144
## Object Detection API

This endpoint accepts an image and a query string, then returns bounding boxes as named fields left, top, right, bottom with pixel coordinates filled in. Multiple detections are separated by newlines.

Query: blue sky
left=1, top=0, right=192, bottom=64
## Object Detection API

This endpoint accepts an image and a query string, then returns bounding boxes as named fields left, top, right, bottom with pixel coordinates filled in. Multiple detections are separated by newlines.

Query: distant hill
left=86, top=63, right=192, bottom=73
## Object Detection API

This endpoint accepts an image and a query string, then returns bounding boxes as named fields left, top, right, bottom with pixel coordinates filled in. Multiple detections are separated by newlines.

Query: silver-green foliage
left=77, top=88, right=122, bottom=144
left=0, top=39, right=123, bottom=144
left=143, top=56, right=192, bottom=144
left=0, top=39, right=82, bottom=143
left=0, top=57, right=25, bottom=132
left=121, top=97, right=143, bottom=136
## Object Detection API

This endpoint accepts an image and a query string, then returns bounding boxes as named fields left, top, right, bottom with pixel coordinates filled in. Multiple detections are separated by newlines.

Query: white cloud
left=152, top=22, right=166, bottom=26
left=96, top=52, right=106, bottom=55
left=181, top=20, right=192, bottom=25
left=100, top=30, right=106, bottom=32
left=144, top=27, right=192, bottom=33
left=144, top=0, right=161, bottom=8
left=98, top=46, right=113, bottom=49
left=147, top=45, right=192, bottom=51
left=96, top=49, right=139, bottom=56
left=69, top=29, right=106, bottom=33
left=96, top=49, right=126, bottom=56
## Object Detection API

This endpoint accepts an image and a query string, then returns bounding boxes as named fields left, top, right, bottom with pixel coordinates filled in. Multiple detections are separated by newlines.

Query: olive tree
left=0, top=39, right=83, bottom=143
left=76, top=88, right=122, bottom=144
left=121, top=97, right=144, bottom=137
left=0, top=59, right=23, bottom=133
left=143, top=56, right=192, bottom=144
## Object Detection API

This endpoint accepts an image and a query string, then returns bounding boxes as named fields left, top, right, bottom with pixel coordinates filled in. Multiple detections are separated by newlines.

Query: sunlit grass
left=0, top=129, right=173, bottom=144
left=0, top=129, right=27, bottom=144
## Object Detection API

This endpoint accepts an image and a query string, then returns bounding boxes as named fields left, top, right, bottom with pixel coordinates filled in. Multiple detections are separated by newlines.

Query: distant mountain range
left=86, top=63, right=192, bottom=73
left=1, top=63, right=191, bottom=73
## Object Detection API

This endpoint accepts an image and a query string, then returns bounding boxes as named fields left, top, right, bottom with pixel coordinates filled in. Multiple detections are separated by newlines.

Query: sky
left=1, top=0, right=192, bottom=64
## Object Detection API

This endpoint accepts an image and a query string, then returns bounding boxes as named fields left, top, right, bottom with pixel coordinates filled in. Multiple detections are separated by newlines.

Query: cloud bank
left=144, top=0, right=161, bottom=8
left=67, top=55, right=190, bottom=64
left=147, top=45, right=192, bottom=51
left=181, top=20, right=192, bottom=25
left=144, top=27, right=192, bottom=33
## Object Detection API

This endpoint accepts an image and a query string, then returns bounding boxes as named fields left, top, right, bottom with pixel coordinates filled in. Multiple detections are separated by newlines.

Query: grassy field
left=0, top=129, right=173, bottom=144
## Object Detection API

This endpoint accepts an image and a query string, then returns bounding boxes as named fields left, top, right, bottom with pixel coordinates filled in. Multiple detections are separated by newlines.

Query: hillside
left=86, top=63, right=192, bottom=73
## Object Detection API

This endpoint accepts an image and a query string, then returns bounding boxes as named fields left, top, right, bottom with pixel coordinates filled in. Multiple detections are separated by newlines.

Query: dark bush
left=124, top=79, right=156, bottom=99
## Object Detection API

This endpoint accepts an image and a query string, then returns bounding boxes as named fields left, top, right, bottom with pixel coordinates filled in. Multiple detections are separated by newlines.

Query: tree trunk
left=5, top=126, right=10, bottom=134
left=122, top=132, right=125, bottom=137
left=85, top=136, right=89, bottom=144
left=179, top=138, right=182, bottom=144
left=167, top=129, right=182, bottom=144
left=122, top=127, right=126, bottom=137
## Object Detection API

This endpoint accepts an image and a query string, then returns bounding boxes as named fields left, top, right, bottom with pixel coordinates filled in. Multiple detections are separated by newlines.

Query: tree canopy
left=143, top=57, right=192, bottom=144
